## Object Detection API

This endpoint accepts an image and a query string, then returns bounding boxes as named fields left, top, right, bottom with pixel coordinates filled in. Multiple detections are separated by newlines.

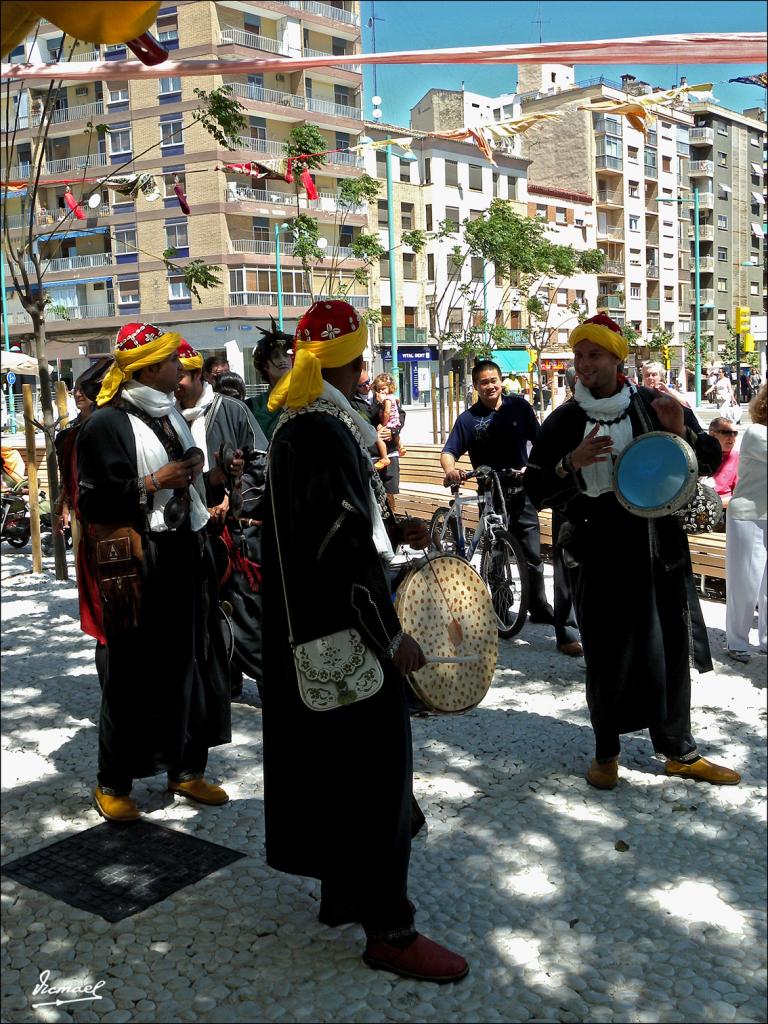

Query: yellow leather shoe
left=168, top=778, right=229, bottom=805
left=94, top=787, right=140, bottom=822
left=664, top=757, right=741, bottom=785
left=586, top=757, right=619, bottom=790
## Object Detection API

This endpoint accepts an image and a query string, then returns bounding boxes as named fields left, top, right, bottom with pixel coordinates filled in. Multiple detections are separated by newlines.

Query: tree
left=2, top=62, right=245, bottom=578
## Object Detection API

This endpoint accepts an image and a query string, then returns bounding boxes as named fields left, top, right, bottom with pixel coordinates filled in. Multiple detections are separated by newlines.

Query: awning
left=53, top=227, right=109, bottom=240
left=752, top=222, right=763, bottom=236
left=752, top=191, right=765, bottom=205
left=719, top=183, right=732, bottom=193
left=1, top=186, right=26, bottom=199
left=45, top=275, right=114, bottom=287
left=751, top=163, right=764, bottom=176
left=493, top=349, right=530, bottom=374
left=1, top=350, right=40, bottom=376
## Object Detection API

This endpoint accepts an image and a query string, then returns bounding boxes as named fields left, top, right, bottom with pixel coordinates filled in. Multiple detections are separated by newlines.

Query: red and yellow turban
left=177, top=339, right=204, bottom=371
left=569, top=313, right=628, bottom=361
left=268, top=300, right=367, bottom=412
left=97, top=322, right=182, bottom=406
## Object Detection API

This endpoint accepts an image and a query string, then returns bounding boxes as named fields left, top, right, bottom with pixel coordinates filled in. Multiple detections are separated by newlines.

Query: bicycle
left=429, top=466, right=530, bottom=638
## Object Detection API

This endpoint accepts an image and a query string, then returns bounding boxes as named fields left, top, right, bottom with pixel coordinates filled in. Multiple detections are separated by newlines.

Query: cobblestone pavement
left=1, top=550, right=766, bottom=1024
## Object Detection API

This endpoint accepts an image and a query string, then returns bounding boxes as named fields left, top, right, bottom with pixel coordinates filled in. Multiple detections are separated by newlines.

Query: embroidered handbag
left=293, top=628, right=383, bottom=711
left=674, top=480, right=724, bottom=534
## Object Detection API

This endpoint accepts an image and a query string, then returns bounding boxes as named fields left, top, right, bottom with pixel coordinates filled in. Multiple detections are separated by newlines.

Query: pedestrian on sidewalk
left=725, top=383, right=767, bottom=663
left=262, top=299, right=469, bottom=983
left=524, top=312, right=740, bottom=790
left=78, top=323, right=232, bottom=823
left=245, top=319, right=293, bottom=442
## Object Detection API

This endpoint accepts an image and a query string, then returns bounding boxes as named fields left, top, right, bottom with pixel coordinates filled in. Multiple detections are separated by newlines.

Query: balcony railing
left=231, top=238, right=355, bottom=259
left=230, top=290, right=368, bottom=308
left=697, top=192, right=714, bottom=209
left=7, top=302, right=116, bottom=325
left=596, top=189, right=622, bottom=206
left=306, top=96, right=362, bottom=121
left=226, top=81, right=305, bottom=109
left=689, top=160, right=714, bottom=176
left=44, top=153, right=109, bottom=175
left=698, top=256, right=715, bottom=272
left=644, top=161, right=658, bottom=180
left=593, top=116, right=623, bottom=137
left=646, top=263, right=659, bottom=279
left=597, top=294, right=624, bottom=309
left=288, top=0, right=360, bottom=26
left=597, top=224, right=624, bottom=240
left=647, top=297, right=660, bottom=311
left=231, top=136, right=364, bottom=167
left=596, top=155, right=623, bottom=172
left=70, top=49, right=100, bottom=62
left=689, top=224, right=715, bottom=241
left=24, top=252, right=113, bottom=274
left=226, top=185, right=366, bottom=214
left=698, top=289, right=715, bottom=305
left=689, top=127, right=714, bottom=145
left=219, top=28, right=291, bottom=55
left=495, top=328, right=529, bottom=345
left=599, top=259, right=625, bottom=275
left=303, top=47, right=361, bottom=73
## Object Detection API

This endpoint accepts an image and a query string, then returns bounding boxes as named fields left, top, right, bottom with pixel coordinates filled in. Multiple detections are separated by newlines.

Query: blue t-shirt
left=442, top=395, right=539, bottom=470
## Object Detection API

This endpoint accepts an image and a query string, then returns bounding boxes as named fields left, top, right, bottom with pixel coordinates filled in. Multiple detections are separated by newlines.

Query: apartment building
left=361, top=120, right=529, bottom=403
left=685, top=101, right=766, bottom=359
left=515, top=63, right=695, bottom=370
left=1, top=0, right=365, bottom=389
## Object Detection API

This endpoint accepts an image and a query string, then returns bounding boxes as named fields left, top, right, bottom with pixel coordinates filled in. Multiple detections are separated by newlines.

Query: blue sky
left=361, top=0, right=767, bottom=126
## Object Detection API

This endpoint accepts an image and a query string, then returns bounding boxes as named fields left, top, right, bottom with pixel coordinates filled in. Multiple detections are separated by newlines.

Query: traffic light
left=734, top=307, right=751, bottom=334
left=527, top=348, right=538, bottom=363
left=661, top=344, right=671, bottom=369
left=743, top=333, right=755, bottom=354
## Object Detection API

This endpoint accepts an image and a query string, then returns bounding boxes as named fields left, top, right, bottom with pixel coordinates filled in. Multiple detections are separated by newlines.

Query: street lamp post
left=274, top=221, right=291, bottom=331
left=0, top=248, right=18, bottom=433
left=658, top=186, right=702, bottom=405
left=385, top=143, right=399, bottom=391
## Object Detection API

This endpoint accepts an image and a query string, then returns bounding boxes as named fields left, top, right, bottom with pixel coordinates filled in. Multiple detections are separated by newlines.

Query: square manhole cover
left=1, top=820, right=245, bottom=921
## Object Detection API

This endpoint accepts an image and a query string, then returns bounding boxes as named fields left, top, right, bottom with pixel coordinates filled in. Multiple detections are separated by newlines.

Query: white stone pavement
left=1, top=548, right=766, bottom=1024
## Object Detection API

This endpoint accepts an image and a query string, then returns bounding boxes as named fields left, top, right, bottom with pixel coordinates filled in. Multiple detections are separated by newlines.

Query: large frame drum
left=613, top=431, right=698, bottom=518
left=394, top=553, right=498, bottom=714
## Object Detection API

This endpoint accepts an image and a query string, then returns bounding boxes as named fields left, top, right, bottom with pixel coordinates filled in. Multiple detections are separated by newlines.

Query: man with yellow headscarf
left=77, top=323, right=232, bottom=823
left=262, top=300, right=469, bottom=983
left=525, top=313, right=740, bottom=790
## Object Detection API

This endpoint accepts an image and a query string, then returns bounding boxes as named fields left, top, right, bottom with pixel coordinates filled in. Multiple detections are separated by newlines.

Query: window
left=427, top=253, right=435, bottom=280
left=161, top=119, right=183, bottom=147
left=334, top=85, right=350, bottom=108
left=717, top=214, right=728, bottom=230
left=717, top=151, right=727, bottom=167
left=109, top=128, right=132, bottom=156
left=630, top=283, right=641, bottom=298
left=535, top=204, right=547, bottom=220
left=555, top=207, right=567, bottom=224
left=629, top=215, right=639, bottom=231
left=117, top=279, right=139, bottom=305
left=556, top=288, right=568, bottom=305
left=662, top=156, right=671, bottom=173
left=375, top=152, right=386, bottom=179
left=663, top=286, right=674, bottom=301
left=159, top=76, right=181, bottom=96
left=377, top=200, right=388, bottom=228
left=628, top=181, right=640, bottom=198
left=716, top=122, right=728, bottom=136
left=378, top=256, right=390, bottom=278
left=168, top=276, right=191, bottom=301
left=628, top=146, right=639, bottom=162
left=165, top=222, right=188, bottom=250
left=399, top=158, right=412, bottom=183
left=717, top=278, right=728, bottom=292
left=507, top=176, right=517, bottom=200
left=400, top=202, right=414, bottom=230
left=107, top=82, right=128, bottom=103
left=448, top=308, right=463, bottom=333
left=402, top=253, right=416, bottom=280
left=157, top=14, right=179, bottom=43
left=468, top=209, right=483, bottom=222
left=444, top=160, right=458, bottom=187
left=444, top=206, right=460, bottom=231
left=717, top=246, right=728, bottom=262
left=470, top=257, right=484, bottom=281
left=425, top=204, right=433, bottom=232
left=423, top=158, right=431, bottom=184
left=468, top=164, right=483, bottom=191
left=493, top=172, right=500, bottom=197
left=75, top=86, right=89, bottom=97
left=717, top=309, right=727, bottom=323
left=113, top=227, right=137, bottom=254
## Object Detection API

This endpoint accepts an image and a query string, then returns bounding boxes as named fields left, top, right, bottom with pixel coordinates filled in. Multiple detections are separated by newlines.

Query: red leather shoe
left=363, top=933, right=469, bottom=983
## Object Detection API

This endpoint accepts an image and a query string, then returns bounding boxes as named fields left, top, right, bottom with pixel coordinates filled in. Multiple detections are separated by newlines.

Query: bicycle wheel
left=429, top=506, right=461, bottom=555
left=479, top=529, right=530, bottom=638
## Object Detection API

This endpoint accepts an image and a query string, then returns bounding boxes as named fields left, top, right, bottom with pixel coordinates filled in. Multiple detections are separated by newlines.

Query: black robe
left=261, top=408, right=414, bottom=925
left=78, top=405, right=231, bottom=782
left=198, top=395, right=268, bottom=685
left=524, top=389, right=721, bottom=750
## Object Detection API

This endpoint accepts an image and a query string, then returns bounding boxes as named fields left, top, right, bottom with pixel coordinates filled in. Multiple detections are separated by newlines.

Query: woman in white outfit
left=725, top=383, right=767, bottom=662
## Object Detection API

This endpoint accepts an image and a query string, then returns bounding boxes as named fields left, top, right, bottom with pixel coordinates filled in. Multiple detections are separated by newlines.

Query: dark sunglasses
left=713, top=429, right=738, bottom=437
left=358, top=380, right=371, bottom=389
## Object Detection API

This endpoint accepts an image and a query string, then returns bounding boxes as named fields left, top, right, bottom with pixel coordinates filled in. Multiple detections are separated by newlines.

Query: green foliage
left=192, top=86, right=247, bottom=149
left=291, top=214, right=324, bottom=267
left=401, top=229, right=427, bottom=253
left=162, top=254, right=222, bottom=303
left=162, top=247, right=178, bottom=262
left=622, top=323, right=642, bottom=346
left=361, top=307, right=382, bottom=327
left=350, top=233, right=385, bottom=266
left=649, top=326, right=674, bottom=353
left=84, top=122, right=110, bottom=138
left=284, top=123, right=327, bottom=171
left=337, top=174, right=380, bottom=207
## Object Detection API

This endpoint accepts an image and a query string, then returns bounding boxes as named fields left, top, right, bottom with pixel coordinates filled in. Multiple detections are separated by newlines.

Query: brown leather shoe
left=94, top=787, right=140, bottom=823
left=664, top=757, right=741, bottom=785
left=168, top=778, right=230, bottom=805
left=363, top=933, right=469, bottom=983
left=557, top=641, right=584, bottom=657
left=586, top=758, right=619, bottom=790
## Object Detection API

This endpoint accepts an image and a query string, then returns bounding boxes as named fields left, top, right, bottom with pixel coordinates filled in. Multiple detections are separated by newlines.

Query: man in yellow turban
left=262, top=299, right=469, bottom=983
left=524, top=312, right=739, bottom=790
left=77, top=323, right=232, bottom=823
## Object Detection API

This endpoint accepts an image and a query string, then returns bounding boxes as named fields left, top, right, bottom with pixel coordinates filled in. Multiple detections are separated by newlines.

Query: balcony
left=226, top=184, right=366, bottom=215
left=288, top=0, right=361, bottom=27
left=303, top=47, right=361, bottom=74
left=230, top=239, right=355, bottom=260
left=495, top=328, right=529, bottom=345
left=7, top=303, right=116, bottom=325
left=596, top=155, right=623, bottom=173
left=697, top=192, right=714, bottom=210
left=596, top=189, right=623, bottom=207
left=5, top=205, right=111, bottom=230
left=597, top=224, right=624, bottom=240
left=226, top=81, right=305, bottom=110
left=597, top=294, right=625, bottom=309
left=70, top=49, right=100, bottom=62
left=645, top=200, right=659, bottom=216
left=306, top=96, right=362, bottom=121
left=400, top=327, right=428, bottom=343
left=598, top=259, right=625, bottom=276
left=219, top=28, right=291, bottom=55
left=698, top=256, right=715, bottom=272
left=44, top=153, right=109, bottom=175
left=231, top=136, right=364, bottom=168
left=646, top=263, right=659, bottom=279
left=593, top=116, right=623, bottom=137
left=647, top=297, right=660, bottom=311
left=230, top=290, right=367, bottom=308
left=644, top=161, right=658, bottom=180
left=689, top=160, right=714, bottom=177
left=24, top=252, right=113, bottom=275
left=698, top=289, right=715, bottom=306
left=689, top=127, right=714, bottom=146
left=688, top=224, right=714, bottom=241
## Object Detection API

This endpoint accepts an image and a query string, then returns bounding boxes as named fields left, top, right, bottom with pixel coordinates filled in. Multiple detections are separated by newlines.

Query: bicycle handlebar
left=449, top=466, right=525, bottom=493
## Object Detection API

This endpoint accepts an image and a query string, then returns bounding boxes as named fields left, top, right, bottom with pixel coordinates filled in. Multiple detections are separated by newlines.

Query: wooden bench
left=394, top=444, right=722, bottom=585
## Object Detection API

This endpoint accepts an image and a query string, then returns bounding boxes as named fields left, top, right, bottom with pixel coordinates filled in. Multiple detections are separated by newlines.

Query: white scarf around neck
left=179, top=382, right=216, bottom=471
left=573, top=379, right=634, bottom=498
left=121, top=380, right=209, bottom=532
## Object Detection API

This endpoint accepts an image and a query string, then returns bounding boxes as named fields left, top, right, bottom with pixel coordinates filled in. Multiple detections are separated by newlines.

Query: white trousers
left=726, top=517, right=767, bottom=653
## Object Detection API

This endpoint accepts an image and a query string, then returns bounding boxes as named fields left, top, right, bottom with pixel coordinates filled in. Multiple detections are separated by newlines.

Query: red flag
left=64, top=189, right=85, bottom=220
left=300, top=167, right=318, bottom=200
left=174, top=183, right=190, bottom=215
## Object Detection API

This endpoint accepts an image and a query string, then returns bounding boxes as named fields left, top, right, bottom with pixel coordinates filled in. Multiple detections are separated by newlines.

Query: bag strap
left=268, top=457, right=295, bottom=645
left=204, top=393, right=223, bottom=434
left=629, top=385, right=655, bottom=436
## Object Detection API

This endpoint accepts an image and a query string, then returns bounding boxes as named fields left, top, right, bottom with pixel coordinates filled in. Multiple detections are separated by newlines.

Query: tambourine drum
left=613, top=431, right=698, bottom=518
left=394, top=554, right=498, bottom=714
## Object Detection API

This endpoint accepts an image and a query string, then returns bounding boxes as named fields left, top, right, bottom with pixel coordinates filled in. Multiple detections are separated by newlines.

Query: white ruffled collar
left=574, top=379, right=631, bottom=421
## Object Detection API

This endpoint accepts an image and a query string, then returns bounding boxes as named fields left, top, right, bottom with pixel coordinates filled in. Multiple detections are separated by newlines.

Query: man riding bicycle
left=440, top=360, right=581, bottom=655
